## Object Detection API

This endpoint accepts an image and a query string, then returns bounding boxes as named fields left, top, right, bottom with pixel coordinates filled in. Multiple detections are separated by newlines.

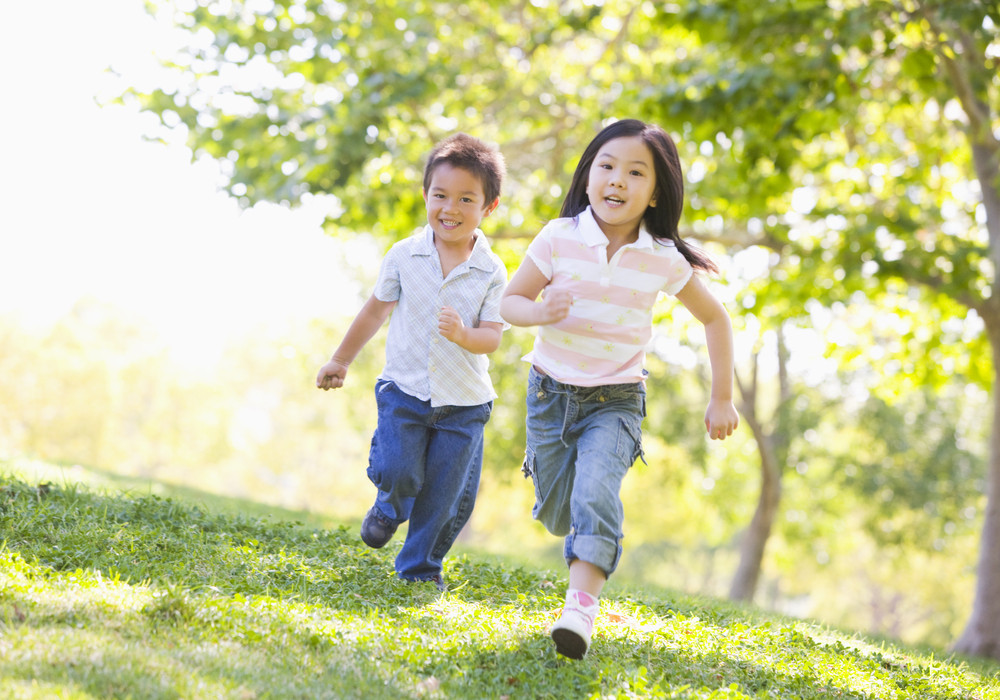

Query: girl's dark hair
left=560, top=119, right=717, bottom=273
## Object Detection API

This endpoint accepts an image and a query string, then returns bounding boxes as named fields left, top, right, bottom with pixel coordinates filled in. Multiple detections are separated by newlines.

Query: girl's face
left=585, top=135, right=657, bottom=238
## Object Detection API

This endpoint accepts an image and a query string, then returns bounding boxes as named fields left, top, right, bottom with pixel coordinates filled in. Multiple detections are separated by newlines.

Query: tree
left=631, top=0, right=999, bottom=658
left=131, top=0, right=624, bottom=239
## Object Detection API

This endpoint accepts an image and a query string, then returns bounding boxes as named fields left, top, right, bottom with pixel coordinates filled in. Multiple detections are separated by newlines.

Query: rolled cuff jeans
left=367, top=379, right=492, bottom=581
left=521, top=367, right=645, bottom=577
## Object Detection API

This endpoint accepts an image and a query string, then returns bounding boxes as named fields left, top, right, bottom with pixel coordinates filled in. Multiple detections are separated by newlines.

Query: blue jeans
left=367, top=379, right=492, bottom=581
left=522, top=367, right=645, bottom=577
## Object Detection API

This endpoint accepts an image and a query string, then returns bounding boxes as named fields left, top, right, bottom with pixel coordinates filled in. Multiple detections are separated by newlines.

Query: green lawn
left=0, top=470, right=997, bottom=699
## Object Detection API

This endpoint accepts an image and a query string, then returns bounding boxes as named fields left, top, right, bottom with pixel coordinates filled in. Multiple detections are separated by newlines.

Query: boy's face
left=423, top=163, right=498, bottom=247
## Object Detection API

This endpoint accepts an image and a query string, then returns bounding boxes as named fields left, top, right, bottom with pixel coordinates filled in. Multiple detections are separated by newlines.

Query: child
left=316, top=133, right=508, bottom=591
left=500, top=119, right=739, bottom=658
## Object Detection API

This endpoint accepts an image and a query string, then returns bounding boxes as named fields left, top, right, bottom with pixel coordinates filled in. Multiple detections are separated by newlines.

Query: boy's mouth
left=441, top=219, right=461, bottom=228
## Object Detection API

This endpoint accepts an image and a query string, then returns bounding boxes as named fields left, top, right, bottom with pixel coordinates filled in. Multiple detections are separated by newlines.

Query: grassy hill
left=0, top=472, right=998, bottom=699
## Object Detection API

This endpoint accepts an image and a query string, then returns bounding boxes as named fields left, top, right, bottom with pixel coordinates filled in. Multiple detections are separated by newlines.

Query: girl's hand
left=438, top=305, right=467, bottom=344
left=316, top=359, right=349, bottom=390
left=705, top=398, right=739, bottom=440
left=538, top=287, right=573, bottom=325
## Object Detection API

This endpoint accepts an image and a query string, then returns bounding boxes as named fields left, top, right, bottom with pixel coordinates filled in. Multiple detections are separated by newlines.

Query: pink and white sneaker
left=551, top=590, right=599, bottom=659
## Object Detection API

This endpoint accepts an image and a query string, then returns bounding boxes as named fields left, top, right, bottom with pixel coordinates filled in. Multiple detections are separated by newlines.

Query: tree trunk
left=953, top=310, right=1000, bottom=660
left=729, top=432, right=782, bottom=602
left=730, top=331, right=789, bottom=603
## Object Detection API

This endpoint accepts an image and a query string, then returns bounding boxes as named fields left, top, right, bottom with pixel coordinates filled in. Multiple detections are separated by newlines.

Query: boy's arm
left=674, top=275, right=740, bottom=440
left=499, top=258, right=572, bottom=327
left=316, top=294, right=396, bottom=390
left=438, top=310, right=504, bottom=353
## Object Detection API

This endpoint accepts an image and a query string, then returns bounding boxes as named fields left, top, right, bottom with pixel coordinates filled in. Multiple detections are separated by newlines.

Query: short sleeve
left=525, top=224, right=556, bottom=280
left=662, top=256, right=693, bottom=296
left=373, top=245, right=401, bottom=302
left=477, top=262, right=510, bottom=328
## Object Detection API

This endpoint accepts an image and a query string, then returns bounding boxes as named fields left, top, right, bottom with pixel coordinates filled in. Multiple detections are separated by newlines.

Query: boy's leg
left=367, top=380, right=431, bottom=528
left=394, top=401, right=492, bottom=582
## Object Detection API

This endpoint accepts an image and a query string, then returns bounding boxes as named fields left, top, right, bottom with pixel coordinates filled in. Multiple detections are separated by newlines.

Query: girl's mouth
left=604, top=196, right=624, bottom=207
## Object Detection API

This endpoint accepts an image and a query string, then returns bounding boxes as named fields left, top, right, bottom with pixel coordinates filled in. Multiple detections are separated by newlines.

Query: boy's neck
left=434, top=232, right=477, bottom=277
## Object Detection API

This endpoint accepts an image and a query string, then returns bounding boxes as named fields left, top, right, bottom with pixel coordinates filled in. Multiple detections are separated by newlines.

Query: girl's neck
left=595, top=221, right=640, bottom=261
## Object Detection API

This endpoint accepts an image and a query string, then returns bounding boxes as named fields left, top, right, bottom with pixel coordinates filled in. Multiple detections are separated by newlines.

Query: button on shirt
left=522, top=206, right=693, bottom=386
left=375, top=225, right=508, bottom=407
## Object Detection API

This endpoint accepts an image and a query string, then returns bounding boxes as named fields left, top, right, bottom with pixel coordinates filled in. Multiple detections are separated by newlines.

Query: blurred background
left=2, top=0, right=998, bottom=656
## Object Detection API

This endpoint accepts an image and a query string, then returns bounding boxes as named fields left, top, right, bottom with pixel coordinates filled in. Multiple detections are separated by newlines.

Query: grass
left=0, top=473, right=998, bottom=699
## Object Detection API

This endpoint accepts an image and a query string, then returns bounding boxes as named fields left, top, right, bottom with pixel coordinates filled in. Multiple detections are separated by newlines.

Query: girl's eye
left=630, top=170, right=644, bottom=177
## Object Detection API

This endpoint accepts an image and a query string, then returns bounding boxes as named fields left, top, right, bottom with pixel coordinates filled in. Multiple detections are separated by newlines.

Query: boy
left=316, top=133, right=507, bottom=590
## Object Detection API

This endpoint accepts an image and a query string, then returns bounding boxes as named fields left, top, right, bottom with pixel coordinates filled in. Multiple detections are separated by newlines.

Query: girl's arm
left=438, top=310, right=504, bottom=354
left=500, top=258, right=572, bottom=327
left=675, top=275, right=740, bottom=440
left=316, top=294, right=396, bottom=390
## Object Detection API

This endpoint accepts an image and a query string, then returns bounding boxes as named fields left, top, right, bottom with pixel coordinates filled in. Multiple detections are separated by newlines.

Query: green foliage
left=1, top=474, right=998, bottom=699
left=131, top=0, right=635, bottom=242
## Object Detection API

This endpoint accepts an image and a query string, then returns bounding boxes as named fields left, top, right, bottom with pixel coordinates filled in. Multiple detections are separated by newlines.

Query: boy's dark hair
left=561, top=118, right=717, bottom=273
left=423, top=133, right=506, bottom=207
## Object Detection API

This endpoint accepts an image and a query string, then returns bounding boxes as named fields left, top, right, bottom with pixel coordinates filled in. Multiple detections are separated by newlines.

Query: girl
left=500, top=119, right=739, bottom=659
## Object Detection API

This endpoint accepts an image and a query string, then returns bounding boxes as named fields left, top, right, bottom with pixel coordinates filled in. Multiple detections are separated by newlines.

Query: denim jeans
left=522, top=367, right=645, bottom=577
left=367, top=379, right=492, bottom=581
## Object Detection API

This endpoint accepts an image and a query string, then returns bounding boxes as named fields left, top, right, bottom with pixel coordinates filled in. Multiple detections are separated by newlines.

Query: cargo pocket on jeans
left=617, top=415, right=646, bottom=467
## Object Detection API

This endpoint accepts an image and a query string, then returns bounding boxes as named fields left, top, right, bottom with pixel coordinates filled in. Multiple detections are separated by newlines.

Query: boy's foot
left=551, top=591, right=598, bottom=659
left=360, top=507, right=397, bottom=548
left=401, top=574, right=447, bottom=592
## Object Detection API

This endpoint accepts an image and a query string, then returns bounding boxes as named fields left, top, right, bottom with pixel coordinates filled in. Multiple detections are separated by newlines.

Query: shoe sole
left=360, top=533, right=390, bottom=548
left=551, top=628, right=587, bottom=659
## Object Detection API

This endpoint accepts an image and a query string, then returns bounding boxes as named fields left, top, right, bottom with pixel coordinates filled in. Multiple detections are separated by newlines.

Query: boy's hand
left=316, top=359, right=349, bottom=390
left=438, top=306, right=467, bottom=344
left=705, top=398, right=739, bottom=440
left=538, top=287, right=573, bottom=325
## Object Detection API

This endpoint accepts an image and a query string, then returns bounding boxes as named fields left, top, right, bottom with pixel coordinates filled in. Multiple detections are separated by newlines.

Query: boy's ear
left=484, top=197, right=500, bottom=216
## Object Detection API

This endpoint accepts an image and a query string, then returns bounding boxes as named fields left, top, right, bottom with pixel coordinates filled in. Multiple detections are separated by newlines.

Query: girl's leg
left=552, top=559, right=605, bottom=660
left=553, top=388, right=644, bottom=659
left=568, top=559, right=606, bottom=598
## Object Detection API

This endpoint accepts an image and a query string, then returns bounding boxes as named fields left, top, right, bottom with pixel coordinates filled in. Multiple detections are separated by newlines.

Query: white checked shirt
left=375, top=225, right=508, bottom=407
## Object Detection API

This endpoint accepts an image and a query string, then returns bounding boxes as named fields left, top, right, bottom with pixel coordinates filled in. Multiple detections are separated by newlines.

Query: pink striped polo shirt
left=522, top=206, right=693, bottom=386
